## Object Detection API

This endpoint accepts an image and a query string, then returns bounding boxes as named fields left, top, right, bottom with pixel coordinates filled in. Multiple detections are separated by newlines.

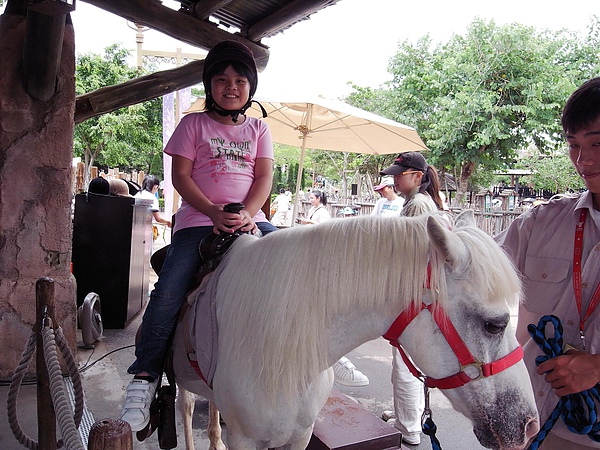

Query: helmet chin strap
left=212, top=99, right=268, bottom=123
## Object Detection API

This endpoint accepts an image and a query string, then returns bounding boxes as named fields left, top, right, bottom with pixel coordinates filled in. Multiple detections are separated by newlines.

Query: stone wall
left=0, top=11, right=77, bottom=379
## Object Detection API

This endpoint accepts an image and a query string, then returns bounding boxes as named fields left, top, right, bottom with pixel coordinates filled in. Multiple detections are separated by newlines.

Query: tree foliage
left=346, top=17, right=600, bottom=204
left=74, top=44, right=163, bottom=183
left=518, top=150, right=584, bottom=193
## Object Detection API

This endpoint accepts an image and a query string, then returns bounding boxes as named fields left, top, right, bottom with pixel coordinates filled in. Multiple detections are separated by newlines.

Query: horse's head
left=398, top=211, right=539, bottom=450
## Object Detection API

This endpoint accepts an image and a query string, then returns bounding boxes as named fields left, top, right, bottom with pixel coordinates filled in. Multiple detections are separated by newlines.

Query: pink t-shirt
left=164, top=112, right=274, bottom=232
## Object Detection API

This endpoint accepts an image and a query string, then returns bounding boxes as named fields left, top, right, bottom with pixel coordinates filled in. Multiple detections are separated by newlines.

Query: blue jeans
left=128, top=221, right=278, bottom=378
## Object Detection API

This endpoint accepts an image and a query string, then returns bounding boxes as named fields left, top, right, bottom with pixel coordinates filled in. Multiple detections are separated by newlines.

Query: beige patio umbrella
left=185, top=96, right=428, bottom=225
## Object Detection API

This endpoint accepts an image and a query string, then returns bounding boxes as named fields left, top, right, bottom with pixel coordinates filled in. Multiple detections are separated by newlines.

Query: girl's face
left=568, top=117, right=600, bottom=194
left=210, top=65, right=251, bottom=111
left=309, top=193, right=320, bottom=206
left=394, top=170, right=423, bottom=195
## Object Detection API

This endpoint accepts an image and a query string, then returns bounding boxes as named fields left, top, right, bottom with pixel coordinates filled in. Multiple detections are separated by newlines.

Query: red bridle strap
left=383, top=302, right=524, bottom=389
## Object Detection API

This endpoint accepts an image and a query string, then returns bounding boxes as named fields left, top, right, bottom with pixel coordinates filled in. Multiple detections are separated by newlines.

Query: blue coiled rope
left=527, top=315, right=600, bottom=449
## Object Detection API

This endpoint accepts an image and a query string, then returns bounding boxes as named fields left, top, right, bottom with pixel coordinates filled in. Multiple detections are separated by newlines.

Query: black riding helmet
left=202, top=40, right=261, bottom=123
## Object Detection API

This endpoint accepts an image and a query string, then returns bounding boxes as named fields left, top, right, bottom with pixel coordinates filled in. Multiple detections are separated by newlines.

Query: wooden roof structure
left=7, top=0, right=340, bottom=123
left=0, top=0, right=343, bottom=380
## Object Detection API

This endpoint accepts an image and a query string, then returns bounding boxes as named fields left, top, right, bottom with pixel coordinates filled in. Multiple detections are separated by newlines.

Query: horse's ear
left=427, top=215, right=469, bottom=272
left=454, top=209, right=476, bottom=228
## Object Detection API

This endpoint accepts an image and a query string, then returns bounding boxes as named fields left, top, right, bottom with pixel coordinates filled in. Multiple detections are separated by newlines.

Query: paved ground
left=0, top=333, right=486, bottom=450
left=1, top=229, right=507, bottom=450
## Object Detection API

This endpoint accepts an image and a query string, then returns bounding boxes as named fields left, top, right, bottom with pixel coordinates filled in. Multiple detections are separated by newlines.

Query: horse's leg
left=208, top=401, right=226, bottom=450
left=267, top=426, right=314, bottom=450
left=290, top=425, right=314, bottom=450
left=179, top=386, right=197, bottom=450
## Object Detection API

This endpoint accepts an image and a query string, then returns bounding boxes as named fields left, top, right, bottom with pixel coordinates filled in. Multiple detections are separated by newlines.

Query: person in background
left=109, top=178, right=132, bottom=197
left=88, top=176, right=110, bottom=195
left=371, top=175, right=404, bottom=216
left=135, top=174, right=172, bottom=228
left=299, top=189, right=331, bottom=224
left=496, top=77, right=600, bottom=450
left=272, top=187, right=291, bottom=226
left=382, top=151, right=445, bottom=215
left=379, top=151, right=445, bottom=446
left=298, top=188, right=370, bottom=386
left=121, top=40, right=277, bottom=432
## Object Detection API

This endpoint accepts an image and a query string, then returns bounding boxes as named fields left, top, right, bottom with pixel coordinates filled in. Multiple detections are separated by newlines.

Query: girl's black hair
left=312, top=189, right=327, bottom=206
left=203, top=60, right=257, bottom=113
left=142, top=174, right=160, bottom=192
left=417, top=165, right=444, bottom=211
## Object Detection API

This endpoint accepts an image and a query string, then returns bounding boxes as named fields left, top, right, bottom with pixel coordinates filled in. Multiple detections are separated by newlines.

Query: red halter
left=383, top=301, right=524, bottom=389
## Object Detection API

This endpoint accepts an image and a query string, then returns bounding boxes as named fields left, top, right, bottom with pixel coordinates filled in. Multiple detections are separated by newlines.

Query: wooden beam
left=244, top=0, right=338, bottom=41
left=191, top=0, right=234, bottom=21
left=74, top=59, right=206, bottom=124
left=79, top=0, right=269, bottom=70
left=23, top=10, right=66, bottom=101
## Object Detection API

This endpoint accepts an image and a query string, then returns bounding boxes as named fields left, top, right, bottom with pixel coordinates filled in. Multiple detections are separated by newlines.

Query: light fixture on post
left=28, top=0, right=75, bottom=16
left=484, top=192, right=492, bottom=213
left=508, top=192, right=516, bottom=211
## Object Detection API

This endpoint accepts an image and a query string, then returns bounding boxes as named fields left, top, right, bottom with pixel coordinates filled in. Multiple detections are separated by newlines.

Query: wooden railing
left=297, top=201, right=524, bottom=236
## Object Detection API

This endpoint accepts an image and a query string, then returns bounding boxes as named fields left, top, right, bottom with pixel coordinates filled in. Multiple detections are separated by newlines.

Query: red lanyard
left=573, top=208, right=600, bottom=350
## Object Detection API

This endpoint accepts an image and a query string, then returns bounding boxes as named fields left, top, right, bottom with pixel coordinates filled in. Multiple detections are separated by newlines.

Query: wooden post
left=36, top=277, right=56, bottom=450
left=76, top=161, right=85, bottom=193
left=88, top=419, right=132, bottom=450
left=23, top=11, right=66, bottom=101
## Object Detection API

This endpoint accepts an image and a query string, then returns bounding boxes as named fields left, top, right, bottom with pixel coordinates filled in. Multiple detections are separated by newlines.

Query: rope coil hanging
left=527, top=315, right=600, bottom=449
left=7, top=322, right=85, bottom=450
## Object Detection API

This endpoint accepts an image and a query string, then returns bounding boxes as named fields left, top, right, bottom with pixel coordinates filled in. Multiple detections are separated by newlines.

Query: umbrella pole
left=290, top=138, right=307, bottom=226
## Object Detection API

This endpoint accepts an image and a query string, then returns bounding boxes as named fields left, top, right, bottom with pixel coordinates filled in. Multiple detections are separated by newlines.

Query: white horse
left=172, top=211, right=540, bottom=450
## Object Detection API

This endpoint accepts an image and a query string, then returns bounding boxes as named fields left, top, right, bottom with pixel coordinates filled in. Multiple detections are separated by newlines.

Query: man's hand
left=537, top=350, right=600, bottom=396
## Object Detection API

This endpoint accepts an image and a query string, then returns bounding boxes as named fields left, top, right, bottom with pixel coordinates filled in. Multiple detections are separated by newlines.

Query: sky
left=3, top=0, right=597, bottom=98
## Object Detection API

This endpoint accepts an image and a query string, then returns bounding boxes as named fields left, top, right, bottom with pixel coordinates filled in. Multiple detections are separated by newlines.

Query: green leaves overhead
left=74, top=45, right=163, bottom=181
left=347, top=17, right=600, bottom=204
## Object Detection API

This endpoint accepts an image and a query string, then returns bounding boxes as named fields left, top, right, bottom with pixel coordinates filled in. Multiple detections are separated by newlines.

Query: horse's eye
left=484, top=321, right=506, bottom=335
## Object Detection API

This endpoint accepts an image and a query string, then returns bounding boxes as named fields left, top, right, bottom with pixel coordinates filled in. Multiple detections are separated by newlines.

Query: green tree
left=74, top=44, right=163, bottom=183
left=347, top=18, right=600, bottom=205
left=518, top=150, right=585, bottom=193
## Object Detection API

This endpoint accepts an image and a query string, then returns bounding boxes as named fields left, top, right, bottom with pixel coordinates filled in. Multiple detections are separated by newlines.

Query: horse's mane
left=451, top=224, right=521, bottom=307
left=212, top=213, right=519, bottom=405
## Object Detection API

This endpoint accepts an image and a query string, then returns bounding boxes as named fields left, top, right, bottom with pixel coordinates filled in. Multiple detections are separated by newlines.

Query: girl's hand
left=238, top=209, right=258, bottom=234
left=208, top=204, right=243, bottom=234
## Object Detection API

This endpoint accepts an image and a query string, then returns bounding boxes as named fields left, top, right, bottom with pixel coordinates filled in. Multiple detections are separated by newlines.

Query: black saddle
left=150, top=202, right=251, bottom=276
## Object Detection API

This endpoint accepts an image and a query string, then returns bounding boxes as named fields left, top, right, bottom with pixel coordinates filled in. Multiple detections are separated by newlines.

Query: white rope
left=6, top=330, right=39, bottom=450
left=54, top=327, right=84, bottom=427
left=6, top=325, right=86, bottom=450
left=42, top=325, right=85, bottom=450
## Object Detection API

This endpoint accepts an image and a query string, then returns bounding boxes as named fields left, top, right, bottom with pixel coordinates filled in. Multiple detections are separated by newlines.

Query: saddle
left=138, top=203, right=251, bottom=449
left=149, top=202, right=250, bottom=289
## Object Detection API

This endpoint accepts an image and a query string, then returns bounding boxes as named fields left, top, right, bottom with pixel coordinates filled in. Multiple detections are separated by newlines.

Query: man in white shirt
left=496, top=77, right=600, bottom=449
